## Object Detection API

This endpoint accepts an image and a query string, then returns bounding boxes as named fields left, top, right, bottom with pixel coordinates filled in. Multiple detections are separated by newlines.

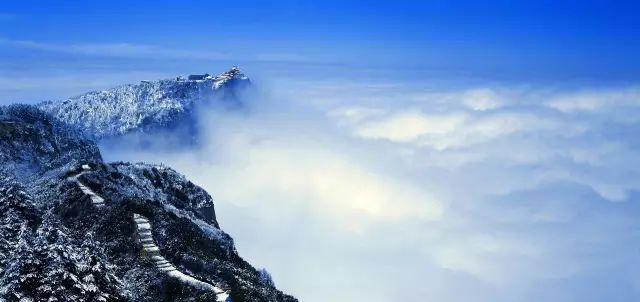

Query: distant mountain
left=38, top=67, right=250, bottom=140
left=0, top=104, right=295, bottom=300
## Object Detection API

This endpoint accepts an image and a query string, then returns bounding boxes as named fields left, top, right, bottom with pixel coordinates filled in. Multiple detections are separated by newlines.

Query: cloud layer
left=101, top=77, right=640, bottom=302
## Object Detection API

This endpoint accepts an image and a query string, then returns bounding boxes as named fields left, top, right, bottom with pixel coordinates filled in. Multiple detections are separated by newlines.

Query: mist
left=100, top=75, right=640, bottom=302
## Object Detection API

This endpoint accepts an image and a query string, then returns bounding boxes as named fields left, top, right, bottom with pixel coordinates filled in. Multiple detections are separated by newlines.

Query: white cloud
left=101, top=77, right=640, bottom=302
left=461, top=88, right=503, bottom=111
left=214, top=145, right=443, bottom=223
left=354, top=110, right=466, bottom=144
left=429, top=233, right=545, bottom=284
left=342, top=108, right=583, bottom=150
left=546, top=87, right=640, bottom=112
left=327, top=107, right=387, bottom=125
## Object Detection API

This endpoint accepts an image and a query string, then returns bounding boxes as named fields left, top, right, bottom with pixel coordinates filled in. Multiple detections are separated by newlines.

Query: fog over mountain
left=2, top=61, right=640, bottom=302
left=0, top=69, right=295, bottom=302
left=101, top=72, right=640, bottom=302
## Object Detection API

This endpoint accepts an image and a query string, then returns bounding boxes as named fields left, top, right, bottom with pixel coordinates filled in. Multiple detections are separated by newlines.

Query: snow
left=67, top=167, right=105, bottom=207
left=133, top=214, right=230, bottom=302
left=161, top=203, right=230, bottom=246
left=38, top=67, right=249, bottom=139
left=0, top=104, right=291, bottom=301
left=137, top=223, right=151, bottom=230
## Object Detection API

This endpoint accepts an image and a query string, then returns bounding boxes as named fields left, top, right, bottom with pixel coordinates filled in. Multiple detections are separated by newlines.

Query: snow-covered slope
left=0, top=104, right=101, bottom=179
left=0, top=105, right=296, bottom=301
left=133, top=213, right=230, bottom=302
left=38, top=67, right=250, bottom=140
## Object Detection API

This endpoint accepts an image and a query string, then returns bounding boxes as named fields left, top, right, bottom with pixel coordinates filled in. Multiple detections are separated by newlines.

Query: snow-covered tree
left=258, top=268, right=275, bottom=287
left=0, top=214, right=123, bottom=301
left=0, top=222, right=39, bottom=301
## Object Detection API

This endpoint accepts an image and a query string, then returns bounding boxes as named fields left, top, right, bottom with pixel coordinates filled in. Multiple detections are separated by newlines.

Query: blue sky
left=2, top=0, right=640, bottom=102
left=3, top=1, right=640, bottom=301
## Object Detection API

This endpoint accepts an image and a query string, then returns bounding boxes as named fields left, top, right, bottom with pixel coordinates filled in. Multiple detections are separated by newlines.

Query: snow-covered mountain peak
left=38, top=66, right=251, bottom=140
left=0, top=103, right=296, bottom=301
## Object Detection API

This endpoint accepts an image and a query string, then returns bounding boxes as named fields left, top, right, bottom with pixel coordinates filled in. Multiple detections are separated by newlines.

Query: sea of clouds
left=97, top=74, right=640, bottom=302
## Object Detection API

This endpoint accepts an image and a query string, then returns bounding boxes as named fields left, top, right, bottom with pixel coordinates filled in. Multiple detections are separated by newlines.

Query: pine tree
left=258, top=268, right=275, bottom=287
left=0, top=213, right=124, bottom=302
left=0, top=186, right=31, bottom=270
left=0, top=178, right=41, bottom=301
left=0, top=223, right=39, bottom=301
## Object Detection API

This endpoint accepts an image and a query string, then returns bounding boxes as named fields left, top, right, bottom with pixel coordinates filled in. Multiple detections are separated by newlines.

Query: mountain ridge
left=0, top=68, right=296, bottom=301
left=38, top=67, right=250, bottom=140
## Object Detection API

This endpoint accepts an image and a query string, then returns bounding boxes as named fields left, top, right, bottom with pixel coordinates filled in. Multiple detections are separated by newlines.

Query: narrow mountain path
left=67, top=164, right=230, bottom=301
left=133, top=213, right=230, bottom=302
left=67, top=164, right=105, bottom=207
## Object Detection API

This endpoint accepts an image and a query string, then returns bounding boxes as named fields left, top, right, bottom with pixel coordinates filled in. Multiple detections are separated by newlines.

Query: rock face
left=0, top=104, right=296, bottom=300
left=38, top=67, right=250, bottom=140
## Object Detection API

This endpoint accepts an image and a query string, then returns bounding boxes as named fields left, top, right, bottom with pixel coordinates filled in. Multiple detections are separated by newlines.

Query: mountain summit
left=0, top=70, right=296, bottom=301
left=38, top=67, right=250, bottom=140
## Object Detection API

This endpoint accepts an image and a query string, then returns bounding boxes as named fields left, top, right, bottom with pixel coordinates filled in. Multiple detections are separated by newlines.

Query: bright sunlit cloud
left=100, top=78, right=640, bottom=302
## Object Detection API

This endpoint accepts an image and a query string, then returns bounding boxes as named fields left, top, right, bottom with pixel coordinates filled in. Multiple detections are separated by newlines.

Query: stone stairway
left=68, top=164, right=105, bottom=207
left=133, top=213, right=230, bottom=302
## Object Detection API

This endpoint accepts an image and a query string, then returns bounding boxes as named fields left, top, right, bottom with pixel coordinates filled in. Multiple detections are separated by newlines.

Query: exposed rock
left=0, top=98, right=295, bottom=301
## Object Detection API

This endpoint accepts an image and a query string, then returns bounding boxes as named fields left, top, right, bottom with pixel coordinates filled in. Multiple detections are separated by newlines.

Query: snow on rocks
left=133, top=213, right=230, bottom=302
left=38, top=67, right=250, bottom=139
left=161, top=203, right=232, bottom=249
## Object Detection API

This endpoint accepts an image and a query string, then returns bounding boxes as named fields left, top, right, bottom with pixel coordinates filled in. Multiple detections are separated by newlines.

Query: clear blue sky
left=1, top=0, right=639, bottom=89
